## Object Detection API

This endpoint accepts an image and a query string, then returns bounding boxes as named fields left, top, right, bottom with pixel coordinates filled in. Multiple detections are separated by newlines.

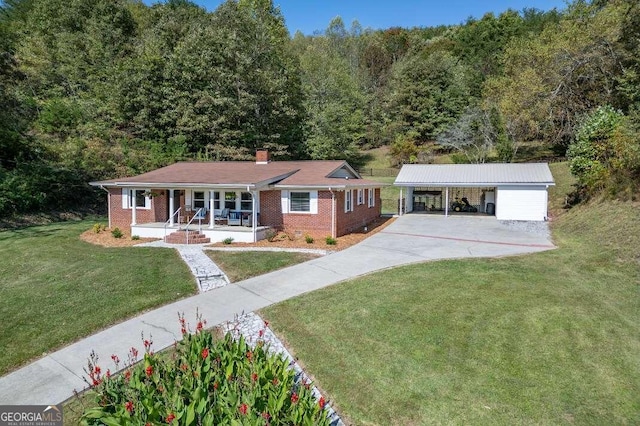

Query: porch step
left=165, top=230, right=211, bottom=245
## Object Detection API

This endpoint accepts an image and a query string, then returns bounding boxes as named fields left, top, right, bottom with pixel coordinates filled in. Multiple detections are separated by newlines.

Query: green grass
left=0, top=220, right=195, bottom=376
left=261, top=165, right=640, bottom=424
left=206, top=250, right=320, bottom=282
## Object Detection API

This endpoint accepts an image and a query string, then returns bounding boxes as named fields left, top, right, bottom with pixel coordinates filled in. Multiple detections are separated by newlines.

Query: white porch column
left=399, top=187, right=403, bottom=216
left=209, top=190, right=214, bottom=229
left=251, top=191, right=257, bottom=242
left=445, top=187, right=449, bottom=217
left=169, top=189, right=175, bottom=227
left=131, top=189, right=137, bottom=225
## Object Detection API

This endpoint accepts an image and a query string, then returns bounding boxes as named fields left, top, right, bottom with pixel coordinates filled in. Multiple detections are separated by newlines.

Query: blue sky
left=143, top=0, right=568, bottom=35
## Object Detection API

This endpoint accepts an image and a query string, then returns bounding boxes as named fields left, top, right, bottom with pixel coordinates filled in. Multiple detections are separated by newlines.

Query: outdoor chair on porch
left=214, top=208, right=230, bottom=225
left=227, top=211, right=242, bottom=226
left=192, top=207, right=207, bottom=221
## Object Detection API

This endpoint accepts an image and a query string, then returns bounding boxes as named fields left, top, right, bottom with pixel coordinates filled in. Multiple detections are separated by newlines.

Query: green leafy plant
left=92, top=223, right=105, bottom=234
left=80, top=314, right=329, bottom=425
left=222, top=237, right=234, bottom=245
left=111, top=227, right=123, bottom=239
left=305, top=235, right=314, bottom=244
left=131, top=235, right=140, bottom=241
left=265, top=229, right=278, bottom=242
left=325, top=236, right=337, bottom=246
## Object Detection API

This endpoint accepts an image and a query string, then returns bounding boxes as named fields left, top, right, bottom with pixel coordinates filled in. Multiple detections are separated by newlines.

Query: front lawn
left=0, top=220, right=195, bottom=376
left=205, top=250, right=319, bottom=282
left=261, top=195, right=640, bottom=423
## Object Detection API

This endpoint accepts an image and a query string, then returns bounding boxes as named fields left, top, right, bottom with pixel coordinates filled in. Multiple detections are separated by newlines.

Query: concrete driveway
left=0, top=215, right=554, bottom=405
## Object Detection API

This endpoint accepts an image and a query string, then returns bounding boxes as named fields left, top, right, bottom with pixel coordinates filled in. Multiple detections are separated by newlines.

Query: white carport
left=394, top=163, right=555, bottom=221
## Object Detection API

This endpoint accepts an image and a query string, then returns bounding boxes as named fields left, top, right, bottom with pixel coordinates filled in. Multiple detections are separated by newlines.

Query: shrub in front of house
left=131, top=235, right=140, bottom=241
left=111, top=227, right=123, bottom=239
left=325, top=236, right=337, bottom=245
left=222, top=237, right=234, bottom=245
left=81, top=314, right=329, bottom=425
left=92, top=223, right=106, bottom=234
left=305, top=235, right=314, bottom=244
left=265, top=229, right=278, bottom=242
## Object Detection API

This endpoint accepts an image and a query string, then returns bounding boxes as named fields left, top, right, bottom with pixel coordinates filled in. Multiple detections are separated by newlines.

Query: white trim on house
left=281, top=190, right=318, bottom=214
left=345, top=189, right=353, bottom=213
left=357, top=189, right=364, bottom=205
left=121, top=188, right=151, bottom=210
left=368, top=188, right=375, bottom=207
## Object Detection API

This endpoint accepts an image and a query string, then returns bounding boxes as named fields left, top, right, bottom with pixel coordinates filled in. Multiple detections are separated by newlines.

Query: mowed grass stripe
left=0, top=220, right=195, bottom=376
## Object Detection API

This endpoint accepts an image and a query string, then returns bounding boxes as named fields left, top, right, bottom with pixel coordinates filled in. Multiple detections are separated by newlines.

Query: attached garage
left=394, top=163, right=555, bottom=221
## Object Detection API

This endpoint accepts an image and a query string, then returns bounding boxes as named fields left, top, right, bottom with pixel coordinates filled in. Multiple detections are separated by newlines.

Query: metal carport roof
left=394, top=163, right=555, bottom=187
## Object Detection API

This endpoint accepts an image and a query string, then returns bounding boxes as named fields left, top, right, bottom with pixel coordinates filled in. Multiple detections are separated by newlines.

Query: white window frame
left=192, top=190, right=206, bottom=209
left=345, top=189, right=353, bottom=212
left=357, top=188, right=364, bottom=205
left=281, top=190, right=318, bottom=214
left=368, top=188, right=375, bottom=207
left=122, top=188, right=151, bottom=210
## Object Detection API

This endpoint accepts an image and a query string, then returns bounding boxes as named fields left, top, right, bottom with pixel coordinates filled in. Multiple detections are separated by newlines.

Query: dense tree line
left=0, top=0, right=638, bottom=216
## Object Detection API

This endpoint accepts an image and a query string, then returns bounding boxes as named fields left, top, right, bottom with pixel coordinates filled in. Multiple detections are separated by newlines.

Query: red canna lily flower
left=264, top=320, right=269, bottom=327
left=258, top=329, right=264, bottom=338
left=261, top=412, right=270, bottom=420
left=145, top=365, right=153, bottom=377
left=201, top=347, right=209, bottom=359
left=272, top=377, right=279, bottom=386
left=124, top=369, right=131, bottom=382
left=246, top=351, right=253, bottom=362
left=180, top=364, right=188, bottom=371
left=166, top=413, right=175, bottom=423
left=213, top=381, right=219, bottom=390
left=318, top=396, right=326, bottom=409
left=196, top=321, right=203, bottom=332
left=111, top=354, right=119, bottom=364
left=239, top=403, right=248, bottom=415
left=251, top=373, right=258, bottom=382
left=125, top=401, right=134, bottom=413
left=291, top=393, right=299, bottom=404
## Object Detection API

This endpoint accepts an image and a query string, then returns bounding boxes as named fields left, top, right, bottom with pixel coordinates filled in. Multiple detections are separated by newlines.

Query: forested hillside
left=0, top=0, right=638, bottom=216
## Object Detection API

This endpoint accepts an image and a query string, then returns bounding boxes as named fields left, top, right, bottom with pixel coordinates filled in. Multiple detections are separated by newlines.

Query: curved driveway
left=0, top=215, right=554, bottom=404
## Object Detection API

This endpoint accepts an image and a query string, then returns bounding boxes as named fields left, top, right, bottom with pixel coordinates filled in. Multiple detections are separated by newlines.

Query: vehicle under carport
left=393, top=163, right=555, bottom=221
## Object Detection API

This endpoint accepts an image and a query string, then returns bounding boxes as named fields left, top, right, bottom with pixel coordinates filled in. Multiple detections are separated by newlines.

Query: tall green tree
left=387, top=48, right=472, bottom=142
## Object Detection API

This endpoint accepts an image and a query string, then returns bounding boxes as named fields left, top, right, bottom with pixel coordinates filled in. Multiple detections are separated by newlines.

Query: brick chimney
left=256, top=149, right=270, bottom=164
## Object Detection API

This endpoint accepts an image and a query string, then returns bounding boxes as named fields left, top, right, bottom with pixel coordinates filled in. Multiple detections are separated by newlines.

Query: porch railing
left=184, top=207, right=205, bottom=244
left=163, top=207, right=182, bottom=242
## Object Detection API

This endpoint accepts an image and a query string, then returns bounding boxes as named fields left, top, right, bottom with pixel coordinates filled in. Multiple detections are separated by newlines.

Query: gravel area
left=223, top=312, right=343, bottom=426
left=499, top=220, right=551, bottom=238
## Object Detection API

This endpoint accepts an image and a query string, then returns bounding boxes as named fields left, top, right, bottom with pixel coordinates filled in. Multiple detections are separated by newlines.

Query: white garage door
left=496, top=186, right=548, bottom=221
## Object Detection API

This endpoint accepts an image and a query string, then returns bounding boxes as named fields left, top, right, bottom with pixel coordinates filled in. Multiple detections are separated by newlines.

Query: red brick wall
left=282, top=190, right=333, bottom=238
left=108, top=188, right=169, bottom=229
left=259, top=188, right=381, bottom=238
left=107, top=187, right=381, bottom=236
left=335, top=188, right=381, bottom=237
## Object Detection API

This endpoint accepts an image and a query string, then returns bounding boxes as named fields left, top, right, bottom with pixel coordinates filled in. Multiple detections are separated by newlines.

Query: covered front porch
left=122, top=187, right=265, bottom=243
left=132, top=222, right=271, bottom=244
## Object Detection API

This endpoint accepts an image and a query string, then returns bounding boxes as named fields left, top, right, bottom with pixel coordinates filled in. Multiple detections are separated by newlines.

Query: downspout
left=99, top=185, right=111, bottom=229
left=329, top=188, right=336, bottom=239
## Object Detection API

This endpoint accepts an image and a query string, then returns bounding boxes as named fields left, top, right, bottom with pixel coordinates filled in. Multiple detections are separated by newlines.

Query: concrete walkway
left=0, top=215, right=555, bottom=404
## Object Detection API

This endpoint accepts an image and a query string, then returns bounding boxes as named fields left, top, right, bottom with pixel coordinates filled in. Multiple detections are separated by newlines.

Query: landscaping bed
left=208, top=216, right=394, bottom=251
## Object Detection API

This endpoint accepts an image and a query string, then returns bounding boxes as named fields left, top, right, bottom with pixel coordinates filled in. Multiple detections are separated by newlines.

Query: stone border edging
left=222, top=312, right=344, bottom=426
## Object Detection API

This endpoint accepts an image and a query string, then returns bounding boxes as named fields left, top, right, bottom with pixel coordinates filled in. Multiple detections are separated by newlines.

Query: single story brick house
left=90, top=151, right=383, bottom=243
